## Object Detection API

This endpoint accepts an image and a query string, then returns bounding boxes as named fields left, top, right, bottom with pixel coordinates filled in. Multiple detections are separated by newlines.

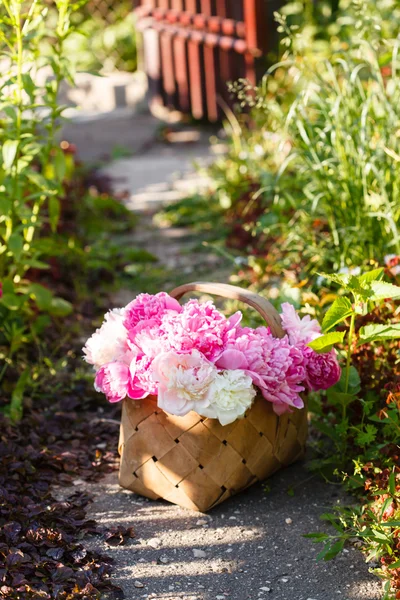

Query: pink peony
left=124, top=292, right=181, bottom=331
left=129, top=354, right=158, bottom=399
left=302, top=346, right=341, bottom=391
left=216, top=326, right=306, bottom=414
left=151, top=349, right=217, bottom=417
left=95, top=361, right=130, bottom=403
left=280, top=302, right=321, bottom=345
left=159, top=300, right=240, bottom=362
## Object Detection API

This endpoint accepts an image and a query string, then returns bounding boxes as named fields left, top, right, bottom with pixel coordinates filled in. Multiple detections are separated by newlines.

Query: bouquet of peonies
left=83, top=292, right=341, bottom=426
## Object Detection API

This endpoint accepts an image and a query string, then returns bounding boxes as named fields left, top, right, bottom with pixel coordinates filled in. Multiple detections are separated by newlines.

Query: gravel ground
left=78, top=463, right=382, bottom=600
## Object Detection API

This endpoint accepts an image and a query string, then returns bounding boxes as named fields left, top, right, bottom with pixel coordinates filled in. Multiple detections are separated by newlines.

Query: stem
left=344, top=312, right=356, bottom=395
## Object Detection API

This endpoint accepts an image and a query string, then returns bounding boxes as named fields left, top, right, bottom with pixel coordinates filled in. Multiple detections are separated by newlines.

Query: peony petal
left=216, top=349, right=247, bottom=370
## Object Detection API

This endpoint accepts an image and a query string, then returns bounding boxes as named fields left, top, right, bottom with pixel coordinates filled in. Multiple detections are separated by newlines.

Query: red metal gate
left=134, top=1, right=281, bottom=121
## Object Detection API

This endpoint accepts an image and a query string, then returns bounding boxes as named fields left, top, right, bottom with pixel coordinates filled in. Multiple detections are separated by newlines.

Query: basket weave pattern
left=118, top=281, right=308, bottom=512
left=119, top=394, right=307, bottom=512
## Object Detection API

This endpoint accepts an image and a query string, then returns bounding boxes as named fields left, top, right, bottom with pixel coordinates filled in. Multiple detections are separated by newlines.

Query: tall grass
left=276, top=37, right=400, bottom=269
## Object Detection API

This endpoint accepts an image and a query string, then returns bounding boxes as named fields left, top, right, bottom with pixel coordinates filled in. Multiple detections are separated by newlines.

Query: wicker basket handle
left=169, top=281, right=285, bottom=339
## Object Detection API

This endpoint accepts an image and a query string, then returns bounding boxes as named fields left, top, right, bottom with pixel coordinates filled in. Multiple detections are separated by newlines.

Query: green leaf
left=49, top=297, right=73, bottom=317
left=357, top=268, right=384, bottom=284
left=388, top=558, right=400, bottom=569
left=2, top=139, right=18, bottom=171
left=389, top=472, right=396, bottom=495
left=28, top=283, right=53, bottom=311
left=327, top=389, right=355, bottom=409
left=316, top=540, right=344, bottom=561
left=355, top=424, right=378, bottom=448
left=48, top=196, right=60, bottom=232
left=0, top=197, right=12, bottom=215
left=303, top=533, right=329, bottom=541
left=8, top=369, right=30, bottom=423
left=358, top=323, right=400, bottom=345
left=322, top=297, right=353, bottom=332
left=24, top=259, right=50, bottom=270
left=54, top=149, right=66, bottom=182
left=370, top=281, right=400, bottom=301
left=0, top=293, right=24, bottom=310
left=307, top=331, right=345, bottom=353
left=7, top=232, right=24, bottom=259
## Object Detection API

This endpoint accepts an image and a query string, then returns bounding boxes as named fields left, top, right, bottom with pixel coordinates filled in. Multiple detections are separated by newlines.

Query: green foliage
left=201, top=0, right=400, bottom=274
left=64, top=7, right=137, bottom=74
left=305, top=268, right=400, bottom=596
left=0, top=1, right=153, bottom=421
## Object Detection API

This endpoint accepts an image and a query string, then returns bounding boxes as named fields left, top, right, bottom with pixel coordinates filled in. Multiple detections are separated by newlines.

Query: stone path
left=63, top=105, right=383, bottom=600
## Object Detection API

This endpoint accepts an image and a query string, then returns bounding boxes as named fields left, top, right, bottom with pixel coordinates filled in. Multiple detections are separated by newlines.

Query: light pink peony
left=95, top=361, right=130, bottom=403
left=216, top=326, right=306, bottom=414
left=127, top=319, right=170, bottom=359
left=159, top=300, right=240, bottom=362
left=280, top=302, right=321, bottom=345
left=151, top=349, right=217, bottom=417
left=83, top=308, right=130, bottom=370
left=124, top=292, right=181, bottom=331
left=302, top=346, right=341, bottom=391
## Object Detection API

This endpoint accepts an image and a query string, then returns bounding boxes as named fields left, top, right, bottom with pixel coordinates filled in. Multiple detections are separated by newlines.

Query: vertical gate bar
left=243, top=0, right=265, bottom=50
left=200, top=0, right=218, bottom=121
left=173, top=32, right=190, bottom=112
left=204, top=40, right=218, bottom=121
left=188, top=33, right=204, bottom=119
left=185, top=0, right=197, bottom=12
left=160, top=28, right=177, bottom=107
left=142, top=27, right=164, bottom=111
left=216, top=0, right=230, bottom=111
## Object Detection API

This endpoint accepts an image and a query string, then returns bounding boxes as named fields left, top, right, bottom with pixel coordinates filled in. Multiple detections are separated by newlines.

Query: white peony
left=200, top=370, right=256, bottom=426
left=152, top=350, right=217, bottom=417
left=83, top=308, right=130, bottom=370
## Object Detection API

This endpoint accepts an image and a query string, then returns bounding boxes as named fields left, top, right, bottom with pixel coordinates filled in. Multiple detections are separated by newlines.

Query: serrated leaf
left=357, top=268, right=384, bottom=284
left=327, top=390, right=355, bottom=409
left=358, top=323, right=400, bottom=345
left=307, top=331, right=345, bottom=353
left=370, top=280, right=400, bottom=300
left=355, top=424, right=378, bottom=448
left=322, top=297, right=353, bottom=332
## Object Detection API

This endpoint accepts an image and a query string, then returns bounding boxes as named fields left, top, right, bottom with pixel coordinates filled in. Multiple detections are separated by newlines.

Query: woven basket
left=118, top=282, right=308, bottom=512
